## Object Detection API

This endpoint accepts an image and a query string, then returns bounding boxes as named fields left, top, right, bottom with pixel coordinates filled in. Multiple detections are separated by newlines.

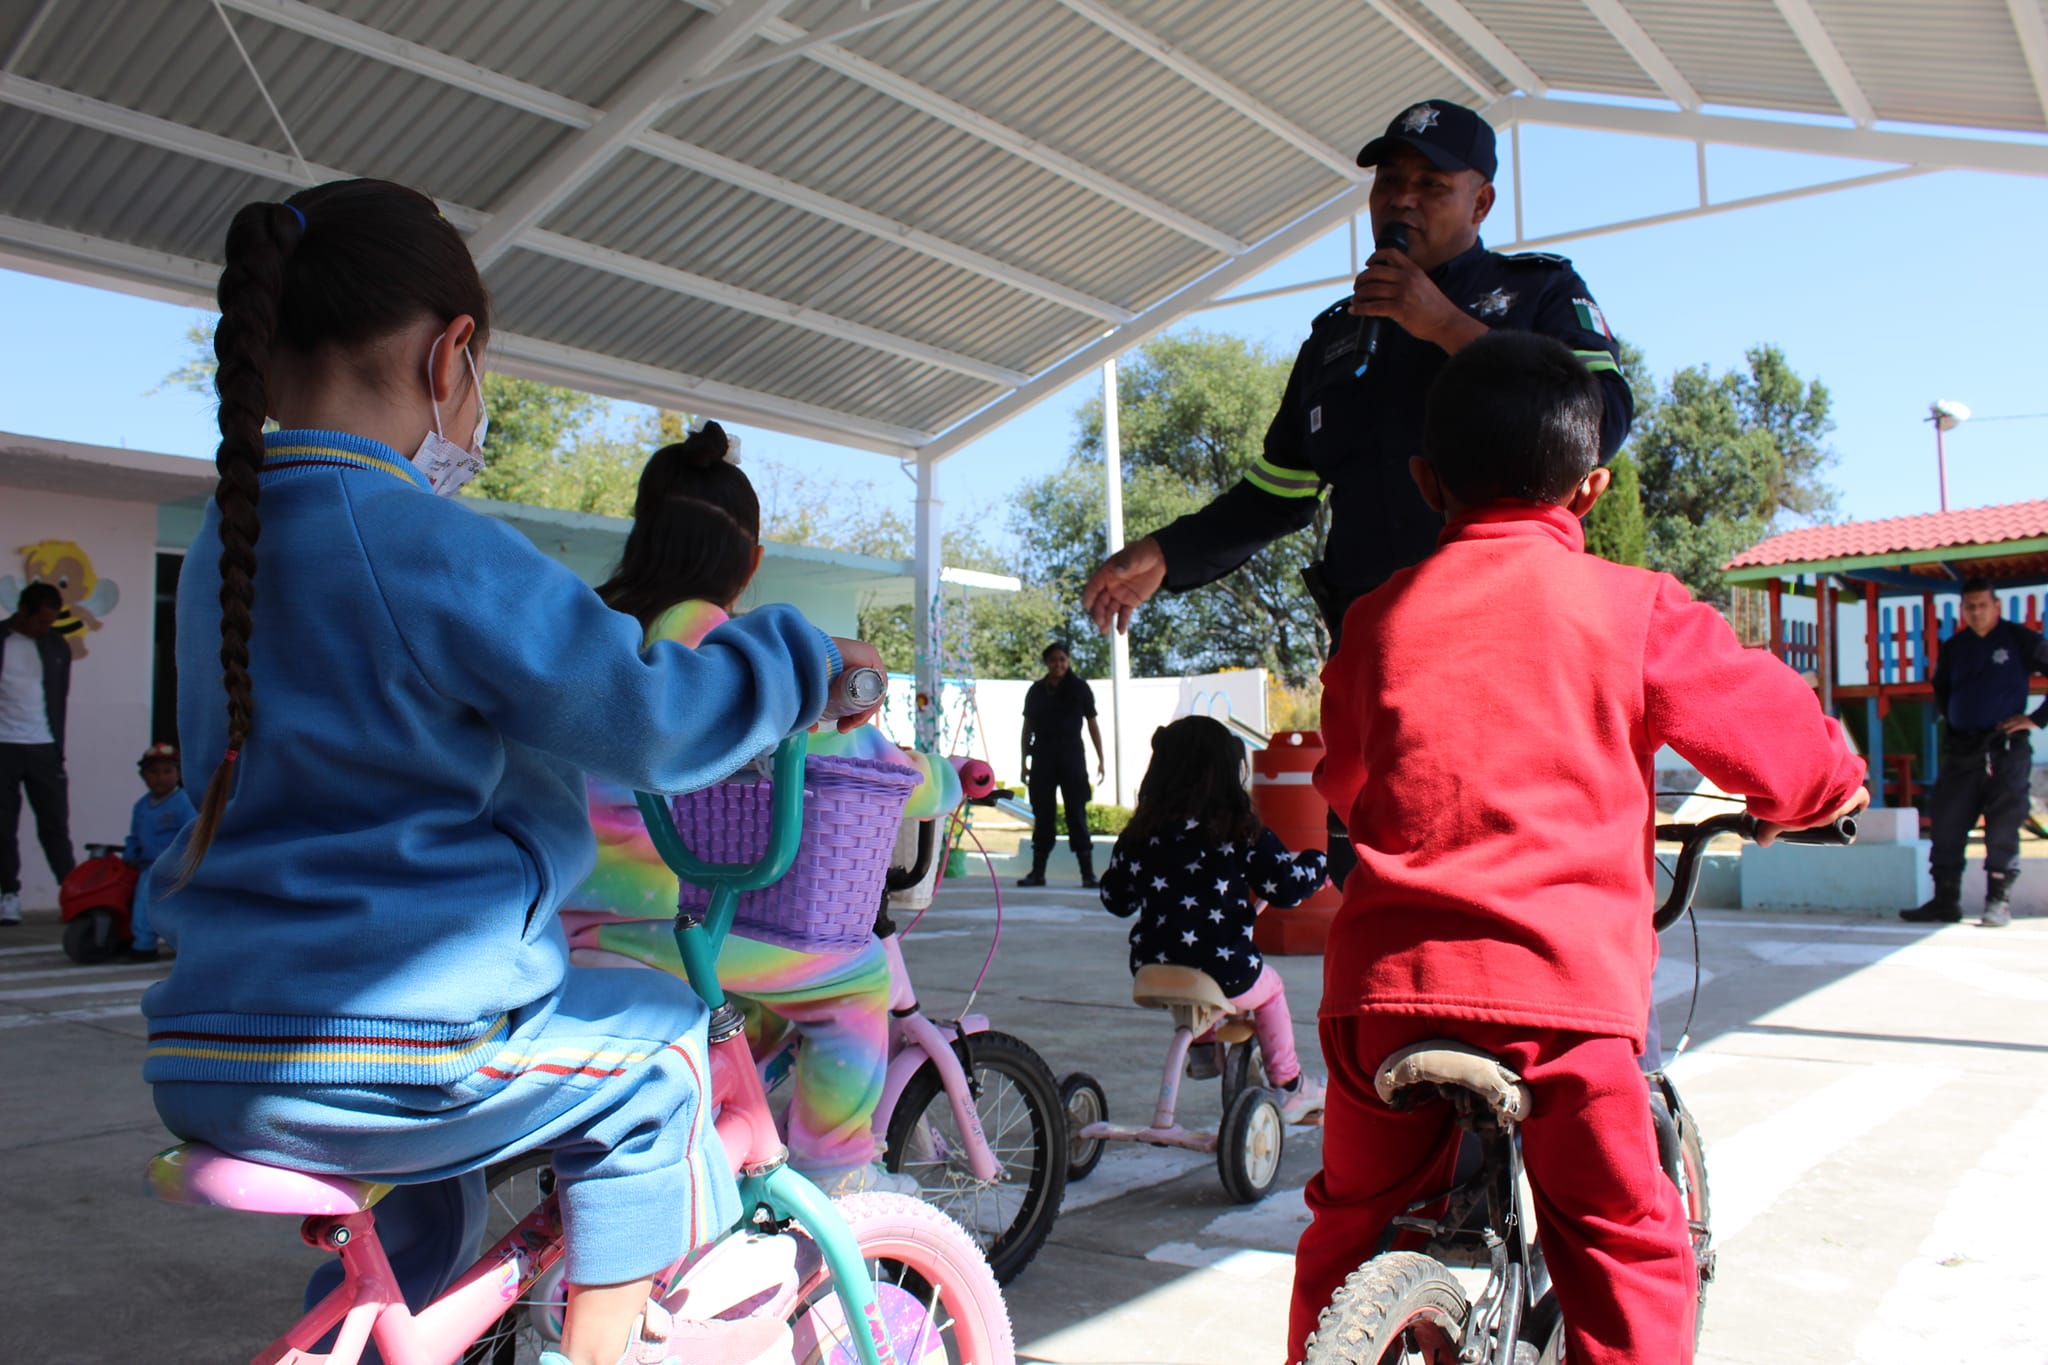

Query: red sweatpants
left=1289, top=1016, right=1694, bottom=1365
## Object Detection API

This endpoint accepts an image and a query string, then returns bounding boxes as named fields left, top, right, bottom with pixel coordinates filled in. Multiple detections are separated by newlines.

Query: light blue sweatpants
left=154, top=967, right=740, bottom=1300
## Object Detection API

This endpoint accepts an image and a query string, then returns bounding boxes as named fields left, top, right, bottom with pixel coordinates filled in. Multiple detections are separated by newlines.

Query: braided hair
left=173, top=179, right=490, bottom=886
left=597, top=421, right=761, bottom=626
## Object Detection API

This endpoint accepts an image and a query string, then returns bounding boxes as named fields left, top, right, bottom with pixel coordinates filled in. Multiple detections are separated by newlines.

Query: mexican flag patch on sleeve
left=1572, top=297, right=1612, bottom=339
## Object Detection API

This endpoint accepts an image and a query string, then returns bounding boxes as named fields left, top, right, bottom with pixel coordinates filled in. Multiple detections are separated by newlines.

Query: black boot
left=1077, top=849, right=1098, bottom=890
left=1016, top=852, right=1048, bottom=888
left=1982, top=869, right=2017, bottom=928
left=1900, top=872, right=1963, bottom=923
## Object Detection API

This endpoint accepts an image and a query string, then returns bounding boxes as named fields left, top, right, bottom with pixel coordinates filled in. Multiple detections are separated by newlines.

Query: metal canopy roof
left=4, top=0, right=2046, bottom=463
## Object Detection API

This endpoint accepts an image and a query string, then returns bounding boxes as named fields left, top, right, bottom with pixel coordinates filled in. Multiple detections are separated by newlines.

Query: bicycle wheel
left=1672, top=1094, right=1712, bottom=1342
left=1221, top=1036, right=1268, bottom=1112
left=884, top=1030, right=1066, bottom=1285
left=1058, top=1072, right=1107, bottom=1182
left=1217, top=1086, right=1285, bottom=1204
left=790, top=1191, right=1015, bottom=1365
left=1303, top=1251, right=1469, bottom=1365
left=463, top=1151, right=559, bottom=1365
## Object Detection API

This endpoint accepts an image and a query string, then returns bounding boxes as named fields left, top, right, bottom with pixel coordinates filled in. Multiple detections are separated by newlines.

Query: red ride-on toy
left=61, top=844, right=140, bottom=963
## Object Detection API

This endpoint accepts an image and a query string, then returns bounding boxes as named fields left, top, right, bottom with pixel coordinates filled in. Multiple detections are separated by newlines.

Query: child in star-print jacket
left=1097, top=715, right=1330, bottom=1121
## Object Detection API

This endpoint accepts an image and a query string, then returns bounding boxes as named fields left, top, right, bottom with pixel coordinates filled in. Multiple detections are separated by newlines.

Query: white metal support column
left=1102, top=357, right=1131, bottom=807
left=912, top=457, right=944, bottom=754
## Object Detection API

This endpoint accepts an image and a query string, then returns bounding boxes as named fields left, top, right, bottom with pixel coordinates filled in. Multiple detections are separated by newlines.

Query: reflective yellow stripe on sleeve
left=1574, top=350, right=1620, bottom=375
left=1245, top=456, right=1322, bottom=499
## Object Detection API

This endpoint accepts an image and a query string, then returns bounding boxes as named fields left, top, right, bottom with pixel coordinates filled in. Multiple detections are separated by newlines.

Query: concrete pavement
left=1, top=848, right=2042, bottom=1363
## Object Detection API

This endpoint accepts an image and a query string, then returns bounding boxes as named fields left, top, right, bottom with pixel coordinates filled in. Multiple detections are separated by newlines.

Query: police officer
left=1902, top=579, right=2048, bottom=928
left=1082, top=99, right=1633, bottom=639
left=1018, top=642, right=1106, bottom=888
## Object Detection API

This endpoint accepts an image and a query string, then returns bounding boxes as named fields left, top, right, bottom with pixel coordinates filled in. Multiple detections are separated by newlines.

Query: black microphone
left=1352, top=221, right=1411, bottom=379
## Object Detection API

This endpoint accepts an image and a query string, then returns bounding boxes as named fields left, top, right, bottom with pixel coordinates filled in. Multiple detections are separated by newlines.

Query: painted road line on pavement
left=0, top=1002, right=141, bottom=1029
left=1202, top=1187, right=1309, bottom=1251
left=1706, top=1061, right=1953, bottom=1243
left=0, top=961, right=177, bottom=984
left=1061, top=1145, right=1210, bottom=1213
left=1143, top=1244, right=1293, bottom=1279
left=1851, top=1089, right=2048, bottom=1363
left=0, top=943, right=65, bottom=957
left=0, top=977, right=161, bottom=1002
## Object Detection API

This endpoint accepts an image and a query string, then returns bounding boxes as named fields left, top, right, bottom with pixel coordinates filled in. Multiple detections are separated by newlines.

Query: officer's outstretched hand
left=1083, top=535, right=1168, bottom=635
left=1349, top=249, right=1489, bottom=354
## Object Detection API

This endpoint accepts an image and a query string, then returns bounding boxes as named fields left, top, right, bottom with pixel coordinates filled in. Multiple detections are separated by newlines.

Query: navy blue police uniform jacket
left=1151, top=239, right=1633, bottom=606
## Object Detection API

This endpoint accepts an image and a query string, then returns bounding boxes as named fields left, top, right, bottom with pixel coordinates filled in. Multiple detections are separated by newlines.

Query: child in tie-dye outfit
left=564, top=421, right=929, bottom=1197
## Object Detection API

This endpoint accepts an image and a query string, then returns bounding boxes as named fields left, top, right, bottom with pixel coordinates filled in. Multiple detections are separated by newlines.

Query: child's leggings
left=1291, top=1016, right=1694, bottom=1365
left=1210, top=964, right=1302, bottom=1085
left=571, top=915, right=891, bottom=1175
left=152, top=967, right=738, bottom=1316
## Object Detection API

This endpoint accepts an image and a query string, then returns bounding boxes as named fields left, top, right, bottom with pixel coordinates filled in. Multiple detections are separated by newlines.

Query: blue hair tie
left=285, top=203, right=305, bottom=232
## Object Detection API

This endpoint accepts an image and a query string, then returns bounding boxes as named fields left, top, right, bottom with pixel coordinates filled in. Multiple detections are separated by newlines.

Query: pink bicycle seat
left=146, top=1143, right=392, bottom=1215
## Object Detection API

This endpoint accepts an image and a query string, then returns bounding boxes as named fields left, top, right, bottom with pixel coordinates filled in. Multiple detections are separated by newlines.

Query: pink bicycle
left=146, top=733, right=1013, bottom=1365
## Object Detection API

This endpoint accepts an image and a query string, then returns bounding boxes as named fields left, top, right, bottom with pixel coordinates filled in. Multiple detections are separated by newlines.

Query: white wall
left=869, top=668, right=1268, bottom=806
left=1, top=489, right=158, bottom=909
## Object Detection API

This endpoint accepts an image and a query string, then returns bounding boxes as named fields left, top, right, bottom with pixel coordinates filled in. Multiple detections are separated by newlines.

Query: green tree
left=1012, top=330, right=1327, bottom=686
left=1583, top=451, right=1646, bottom=567
left=1626, top=343, right=1836, bottom=603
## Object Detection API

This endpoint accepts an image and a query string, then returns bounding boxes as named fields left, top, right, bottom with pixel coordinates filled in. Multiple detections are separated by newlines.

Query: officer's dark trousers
left=1028, top=760, right=1092, bottom=864
left=0, top=741, right=73, bottom=895
left=1928, top=732, right=2032, bottom=879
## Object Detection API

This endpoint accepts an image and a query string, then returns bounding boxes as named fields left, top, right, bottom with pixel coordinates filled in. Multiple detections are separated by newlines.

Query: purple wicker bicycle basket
left=670, top=754, right=923, bottom=952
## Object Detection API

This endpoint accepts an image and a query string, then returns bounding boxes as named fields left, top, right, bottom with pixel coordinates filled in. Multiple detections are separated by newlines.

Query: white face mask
left=410, top=336, right=488, bottom=495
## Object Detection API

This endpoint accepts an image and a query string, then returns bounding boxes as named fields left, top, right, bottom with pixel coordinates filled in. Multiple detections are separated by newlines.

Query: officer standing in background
left=1902, top=579, right=2047, bottom=928
left=1082, top=99, right=1634, bottom=641
left=1018, top=642, right=1106, bottom=889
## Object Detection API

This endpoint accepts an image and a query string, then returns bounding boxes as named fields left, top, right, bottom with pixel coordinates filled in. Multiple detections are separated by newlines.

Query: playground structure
left=1724, top=499, right=2048, bottom=810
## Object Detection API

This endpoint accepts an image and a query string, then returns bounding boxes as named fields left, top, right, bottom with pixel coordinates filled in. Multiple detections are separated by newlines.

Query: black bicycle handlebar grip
left=1770, top=814, right=1859, bottom=846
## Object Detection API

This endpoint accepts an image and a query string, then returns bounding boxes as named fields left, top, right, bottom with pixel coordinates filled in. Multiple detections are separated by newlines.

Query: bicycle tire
left=790, top=1191, right=1015, bottom=1365
left=1674, top=1094, right=1712, bottom=1342
left=1221, top=1036, right=1268, bottom=1113
left=884, top=1030, right=1066, bottom=1285
left=1217, top=1087, right=1285, bottom=1204
left=1303, top=1251, right=1469, bottom=1365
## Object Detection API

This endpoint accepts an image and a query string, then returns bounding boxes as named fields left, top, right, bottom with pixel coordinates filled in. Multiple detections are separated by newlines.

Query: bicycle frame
left=634, top=733, right=901, bottom=1365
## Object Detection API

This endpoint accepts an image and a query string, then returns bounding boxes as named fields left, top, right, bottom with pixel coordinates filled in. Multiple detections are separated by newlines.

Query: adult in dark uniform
left=1018, top=643, right=1106, bottom=889
left=1901, top=579, right=2047, bottom=928
left=1082, top=100, right=1633, bottom=639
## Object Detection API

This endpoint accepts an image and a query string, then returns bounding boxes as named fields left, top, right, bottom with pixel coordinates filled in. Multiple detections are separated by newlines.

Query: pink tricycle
left=1059, top=964, right=1289, bottom=1203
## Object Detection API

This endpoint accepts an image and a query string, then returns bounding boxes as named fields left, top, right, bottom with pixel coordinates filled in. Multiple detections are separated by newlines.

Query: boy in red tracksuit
left=1291, top=333, right=1867, bottom=1365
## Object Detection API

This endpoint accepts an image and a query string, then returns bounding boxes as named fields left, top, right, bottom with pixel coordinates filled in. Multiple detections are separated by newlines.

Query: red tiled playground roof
left=1725, top=499, right=2048, bottom=576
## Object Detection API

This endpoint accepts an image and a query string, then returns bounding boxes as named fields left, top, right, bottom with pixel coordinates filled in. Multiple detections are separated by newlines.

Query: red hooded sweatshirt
left=1315, top=502, right=1866, bottom=1046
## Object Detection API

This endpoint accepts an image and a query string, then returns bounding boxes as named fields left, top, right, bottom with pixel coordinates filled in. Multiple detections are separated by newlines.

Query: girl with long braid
left=138, top=179, right=883, bottom=1365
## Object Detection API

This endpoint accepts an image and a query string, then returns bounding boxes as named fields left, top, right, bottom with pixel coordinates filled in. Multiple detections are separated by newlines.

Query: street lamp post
left=1927, top=399, right=1970, bottom=512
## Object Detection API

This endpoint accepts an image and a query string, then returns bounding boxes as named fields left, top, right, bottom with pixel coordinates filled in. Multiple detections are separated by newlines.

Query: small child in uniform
left=563, top=417, right=920, bottom=1199
left=1097, top=715, right=1329, bottom=1123
left=120, top=741, right=195, bottom=962
left=1290, top=332, right=1868, bottom=1365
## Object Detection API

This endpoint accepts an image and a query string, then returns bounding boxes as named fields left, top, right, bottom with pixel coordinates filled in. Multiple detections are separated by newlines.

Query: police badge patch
left=1471, top=287, right=1515, bottom=319
left=1400, top=104, right=1440, bottom=134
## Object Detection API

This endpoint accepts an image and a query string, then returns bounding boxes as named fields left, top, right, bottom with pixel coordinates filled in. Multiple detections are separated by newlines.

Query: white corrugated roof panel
left=1, top=0, right=2041, bottom=458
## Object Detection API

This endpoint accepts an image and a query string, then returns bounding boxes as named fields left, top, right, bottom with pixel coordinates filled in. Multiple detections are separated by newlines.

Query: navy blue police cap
left=1356, top=100, right=1497, bottom=181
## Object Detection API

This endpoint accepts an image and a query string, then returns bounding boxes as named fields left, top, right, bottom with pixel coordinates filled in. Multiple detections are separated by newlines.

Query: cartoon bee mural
left=1, top=540, right=120, bottom=660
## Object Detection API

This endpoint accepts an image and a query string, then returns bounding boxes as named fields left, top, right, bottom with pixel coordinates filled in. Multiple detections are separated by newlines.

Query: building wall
left=2, top=489, right=159, bottom=908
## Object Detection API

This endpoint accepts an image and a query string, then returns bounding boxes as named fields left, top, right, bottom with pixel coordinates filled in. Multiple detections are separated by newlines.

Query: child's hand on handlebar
left=1754, top=785, right=1869, bottom=847
left=826, top=638, right=887, bottom=733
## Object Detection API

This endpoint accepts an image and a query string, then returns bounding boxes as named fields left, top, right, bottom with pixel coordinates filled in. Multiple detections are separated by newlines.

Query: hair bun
left=681, top=418, right=728, bottom=468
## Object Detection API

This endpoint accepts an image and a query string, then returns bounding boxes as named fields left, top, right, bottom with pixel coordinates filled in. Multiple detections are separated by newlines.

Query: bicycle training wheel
left=1058, top=1071, right=1107, bottom=1182
left=790, top=1191, right=1015, bottom=1365
left=463, top=1151, right=559, bottom=1365
left=1303, top=1251, right=1469, bottom=1365
left=885, top=1030, right=1066, bottom=1284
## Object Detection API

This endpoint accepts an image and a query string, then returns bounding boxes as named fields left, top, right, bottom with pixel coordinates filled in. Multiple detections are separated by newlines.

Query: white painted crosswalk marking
left=1705, top=1062, right=1954, bottom=1243
left=0, top=977, right=158, bottom=1002
left=0, top=1002, right=140, bottom=1029
left=1851, top=1090, right=2048, bottom=1363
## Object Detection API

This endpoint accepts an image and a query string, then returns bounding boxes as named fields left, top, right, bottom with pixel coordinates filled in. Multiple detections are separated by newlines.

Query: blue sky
left=3, top=123, right=2042, bottom=539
